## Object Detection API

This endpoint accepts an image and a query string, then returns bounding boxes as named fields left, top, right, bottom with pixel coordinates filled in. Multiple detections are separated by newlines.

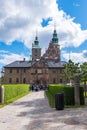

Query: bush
left=63, top=87, right=74, bottom=105
left=46, top=84, right=84, bottom=107
left=80, top=87, right=85, bottom=105
left=4, top=84, right=30, bottom=103
left=48, top=84, right=64, bottom=96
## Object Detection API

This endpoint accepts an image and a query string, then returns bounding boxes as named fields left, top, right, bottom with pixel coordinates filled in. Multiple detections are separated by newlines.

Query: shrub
left=46, top=84, right=84, bottom=107
left=48, top=84, right=64, bottom=96
left=80, top=87, right=85, bottom=105
left=63, top=87, right=74, bottom=105
left=4, top=84, right=30, bottom=103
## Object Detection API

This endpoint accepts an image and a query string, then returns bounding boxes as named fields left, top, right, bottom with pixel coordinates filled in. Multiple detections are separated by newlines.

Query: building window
left=60, top=78, right=62, bottom=83
left=60, top=69, right=62, bottom=73
left=23, top=78, right=26, bottom=83
left=9, top=69, right=12, bottom=73
left=9, top=78, right=12, bottom=83
left=53, top=70, right=56, bottom=73
left=17, top=69, right=19, bottom=73
left=53, top=78, right=56, bottom=83
left=35, top=69, right=37, bottom=74
left=24, top=69, right=26, bottom=73
left=38, top=69, right=42, bottom=74
left=16, top=78, right=19, bottom=83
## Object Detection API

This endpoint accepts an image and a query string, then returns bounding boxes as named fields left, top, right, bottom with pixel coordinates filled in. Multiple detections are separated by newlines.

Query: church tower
left=43, top=28, right=60, bottom=62
left=32, top=35, right=41, bottom=61
left=52, top=28, right=60, bottom=61
left=52, top=28, right=58, bottom=44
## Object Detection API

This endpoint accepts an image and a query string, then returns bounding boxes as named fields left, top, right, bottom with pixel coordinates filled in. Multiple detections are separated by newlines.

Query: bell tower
left=51, top=27, right=60, bottom=61
left=52, top=29, right=58, bottom=44
left=32, top=34, right=41, bottom=61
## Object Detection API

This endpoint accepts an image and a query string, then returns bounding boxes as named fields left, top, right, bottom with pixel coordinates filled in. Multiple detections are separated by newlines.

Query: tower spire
left=32, top=31, right=41, bottom=61
left=32, top=31, right=40, bottom=48
left=52, top=23, right=58, bottom=44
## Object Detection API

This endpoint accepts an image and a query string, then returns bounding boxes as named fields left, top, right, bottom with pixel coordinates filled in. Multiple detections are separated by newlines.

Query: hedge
left=80, top=87, right=85, bottom=105
left=63, top=87, right=74, bottom=105
left=4, top=84, right=30, bottom=103
left=48, top=84, right=64, bottom=96
left=47, top=84, right=84, bottom=107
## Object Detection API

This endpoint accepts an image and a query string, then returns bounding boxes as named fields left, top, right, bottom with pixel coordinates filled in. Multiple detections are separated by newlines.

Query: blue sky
left=57, top=0, right=87, bottom=62
left=58, top=0, right=87, bottom=30
left=0, top=0, right=87, bottom=73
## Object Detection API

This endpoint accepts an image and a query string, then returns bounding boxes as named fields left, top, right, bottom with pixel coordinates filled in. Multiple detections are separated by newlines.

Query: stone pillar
left=0, top=86, right=4, bottom=104
left=74, top=74, right=80, bottom=105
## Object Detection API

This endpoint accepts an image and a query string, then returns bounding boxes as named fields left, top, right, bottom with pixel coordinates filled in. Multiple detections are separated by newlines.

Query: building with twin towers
left=4, top=28, right=66, bottom=85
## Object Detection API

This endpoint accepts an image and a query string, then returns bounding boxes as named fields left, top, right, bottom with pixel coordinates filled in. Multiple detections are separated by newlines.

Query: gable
left=32, top=59, right=48, bottom=68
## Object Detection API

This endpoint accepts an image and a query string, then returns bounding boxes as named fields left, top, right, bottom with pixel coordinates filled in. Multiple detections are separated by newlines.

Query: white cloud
left=62, top=50, right=87, bottom=64
left=0, top=0, right=87, bottom=65
left=0, top=0, right=57, bottom=44
left=0, top=0, right=86, bottom=49
left=0, top=52, right=29, bottom=65
left=0, top=50, right=9, bottom=54
left=0, top=50, right=29, bottom=75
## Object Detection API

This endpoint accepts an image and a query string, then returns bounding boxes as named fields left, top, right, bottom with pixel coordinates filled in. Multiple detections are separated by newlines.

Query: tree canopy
left=63, top=60, right=80, bottom=82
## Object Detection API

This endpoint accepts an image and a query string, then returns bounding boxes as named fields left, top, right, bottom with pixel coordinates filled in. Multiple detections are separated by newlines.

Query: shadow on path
left=7, top=91, right=87, bottom=130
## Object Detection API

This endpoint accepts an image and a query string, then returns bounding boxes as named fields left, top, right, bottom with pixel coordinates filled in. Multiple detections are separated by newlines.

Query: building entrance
left=31, top=78, right=48, bottom=91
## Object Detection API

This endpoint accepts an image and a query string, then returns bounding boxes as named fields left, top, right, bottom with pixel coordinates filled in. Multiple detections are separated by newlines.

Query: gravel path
left=0, top=91, right=87, bottom=130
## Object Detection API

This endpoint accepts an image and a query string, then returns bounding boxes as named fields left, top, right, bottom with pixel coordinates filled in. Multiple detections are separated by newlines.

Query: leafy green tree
left=80, top=62, right=87, bottom=83
left=63, top=59, right=81, bottom=105
left=80, top=62, right=87, bottom=97
left=63, top=59, right=80, bottom=84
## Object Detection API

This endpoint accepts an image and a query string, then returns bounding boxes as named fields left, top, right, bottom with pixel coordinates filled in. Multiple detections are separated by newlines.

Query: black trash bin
left=55, top=93, right=64, bottom=110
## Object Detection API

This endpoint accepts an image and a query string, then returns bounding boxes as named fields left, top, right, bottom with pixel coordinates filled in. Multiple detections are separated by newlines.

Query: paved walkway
left=0, top=91, right=87, bottom=130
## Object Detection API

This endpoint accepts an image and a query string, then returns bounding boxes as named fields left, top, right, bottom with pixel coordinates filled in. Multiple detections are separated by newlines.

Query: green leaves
left=80, top=62, right=87, bottom=82
left=63, top=60, right=80, bottom=81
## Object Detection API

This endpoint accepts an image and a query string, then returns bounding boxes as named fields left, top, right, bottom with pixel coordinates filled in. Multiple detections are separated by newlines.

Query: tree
left=80, top=62, right=87, bottom=97
left=63, top=59, right=80, bottom=84
left=63, top=59, right=80, bottom=105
